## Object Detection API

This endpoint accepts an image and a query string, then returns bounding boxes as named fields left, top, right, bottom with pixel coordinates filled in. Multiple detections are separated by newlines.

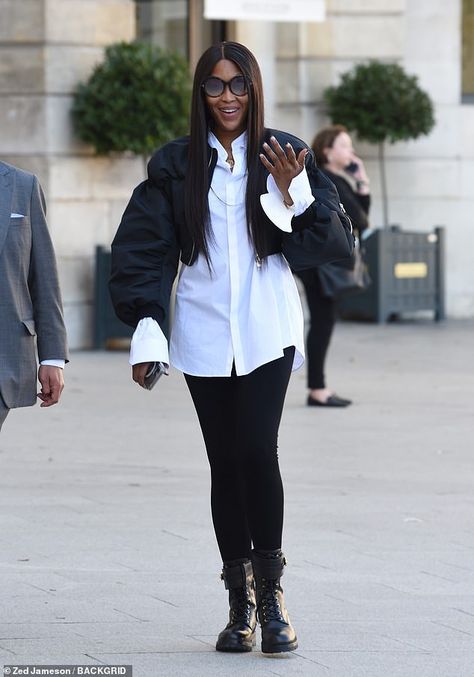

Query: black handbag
left=318, top=239, right=371, bottom=299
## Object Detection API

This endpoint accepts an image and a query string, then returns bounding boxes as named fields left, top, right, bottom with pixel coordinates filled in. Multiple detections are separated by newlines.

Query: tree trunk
left=378, top=142, right=389, bottom=227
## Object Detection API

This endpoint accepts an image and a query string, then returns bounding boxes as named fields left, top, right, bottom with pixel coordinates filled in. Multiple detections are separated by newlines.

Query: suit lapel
left=0, top=163, right=14, bottom=257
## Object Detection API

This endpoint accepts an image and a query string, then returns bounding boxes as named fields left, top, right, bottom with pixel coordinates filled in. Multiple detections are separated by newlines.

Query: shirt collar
left=208, top=130, right=247, bottom=161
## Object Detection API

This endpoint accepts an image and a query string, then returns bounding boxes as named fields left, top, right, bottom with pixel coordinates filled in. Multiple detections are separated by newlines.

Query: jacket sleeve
left=28, top=176, right=69, bottom=362
left=282, top=150, right=355, bottom=271
left=109, top=163, right=180, bottom=334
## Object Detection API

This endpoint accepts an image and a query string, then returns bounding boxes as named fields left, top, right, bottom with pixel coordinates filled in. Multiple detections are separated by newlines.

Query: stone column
left=234, top=22, right=276, bottom=127
left=0, top=0, right=141, bottom=348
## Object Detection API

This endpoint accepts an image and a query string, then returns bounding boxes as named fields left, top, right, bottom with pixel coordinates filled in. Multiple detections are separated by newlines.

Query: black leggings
left=184, top=347, right=294, bottom=562
left=297, top=269, right=336, bottom=390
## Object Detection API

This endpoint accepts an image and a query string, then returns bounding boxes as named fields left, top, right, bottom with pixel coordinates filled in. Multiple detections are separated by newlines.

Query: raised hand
left=259, top=136, right=308, bottom=205
left=350, top=153, right=370, bottom=193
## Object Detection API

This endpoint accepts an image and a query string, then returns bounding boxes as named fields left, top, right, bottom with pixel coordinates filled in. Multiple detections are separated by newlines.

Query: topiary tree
left=72, top=41, right=191, bottom=172
left=324, top=61, right=435, bottom=227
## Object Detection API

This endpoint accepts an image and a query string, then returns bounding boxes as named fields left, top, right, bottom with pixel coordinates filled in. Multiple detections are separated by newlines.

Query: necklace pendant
left=255, top=255, right=262, bottom=269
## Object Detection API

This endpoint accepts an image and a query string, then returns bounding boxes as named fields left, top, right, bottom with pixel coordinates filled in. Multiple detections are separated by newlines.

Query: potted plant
left=323, top=62, right=443, bottom=322
left=324, top=61, right=435, bottom=227
left=72, top=41, right=191, bottom=172
left=71, top=41, right=191, bottom=347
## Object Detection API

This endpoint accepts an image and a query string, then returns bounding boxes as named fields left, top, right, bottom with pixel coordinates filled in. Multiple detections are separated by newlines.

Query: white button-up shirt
left=129, top=131, right=315, bottom=377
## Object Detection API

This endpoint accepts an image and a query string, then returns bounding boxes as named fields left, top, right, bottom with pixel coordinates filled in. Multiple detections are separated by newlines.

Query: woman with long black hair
left=110, top=42, right=352, bottom=655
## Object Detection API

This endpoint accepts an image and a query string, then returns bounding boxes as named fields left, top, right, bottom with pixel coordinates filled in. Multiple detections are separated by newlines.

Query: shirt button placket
left=227, top=174, right=243, bottom=375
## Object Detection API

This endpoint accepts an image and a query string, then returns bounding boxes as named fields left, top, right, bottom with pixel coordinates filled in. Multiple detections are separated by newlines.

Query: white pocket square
left=11, top=213, right=25, bottom=218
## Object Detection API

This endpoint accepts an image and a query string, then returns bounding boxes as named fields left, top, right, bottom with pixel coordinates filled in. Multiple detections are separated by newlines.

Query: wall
left=1, top=0, right=471, bottom=346
left=243, top=0, right=472, bottom=317
left=0, top=0, right=142, bottom=348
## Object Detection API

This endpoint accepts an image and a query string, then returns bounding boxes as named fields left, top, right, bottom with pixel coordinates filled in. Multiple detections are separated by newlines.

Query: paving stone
left=0, top=321, right=473, bottom=675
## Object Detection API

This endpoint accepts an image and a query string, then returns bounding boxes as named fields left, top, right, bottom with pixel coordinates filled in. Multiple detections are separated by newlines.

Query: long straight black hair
left=184, top=41, right=266, bottom=265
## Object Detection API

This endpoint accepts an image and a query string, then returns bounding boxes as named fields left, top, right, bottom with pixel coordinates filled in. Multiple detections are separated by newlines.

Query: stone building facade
left=0, top=0, right=142, bottom=348
left=244, top=0, right=473, bottom=318
left=0, top=0, right=471, bottom=349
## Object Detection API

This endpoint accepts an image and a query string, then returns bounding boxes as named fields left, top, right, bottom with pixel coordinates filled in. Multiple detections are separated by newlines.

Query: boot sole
left=261, top=639, right=298, bottom=654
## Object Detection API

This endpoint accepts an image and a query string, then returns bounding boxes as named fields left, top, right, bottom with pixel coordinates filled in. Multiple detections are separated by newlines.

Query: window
left=462, top=0, right=474, bottom=102
left=135, top=0, right=226, bottom=67
left=136, top=0, right=188, bottom=58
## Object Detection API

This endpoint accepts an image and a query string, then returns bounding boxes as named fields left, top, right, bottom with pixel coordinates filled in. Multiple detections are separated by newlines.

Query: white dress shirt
left=129, top=131, right=315, bottom=377
left=40, top=360, right=65, bottom=368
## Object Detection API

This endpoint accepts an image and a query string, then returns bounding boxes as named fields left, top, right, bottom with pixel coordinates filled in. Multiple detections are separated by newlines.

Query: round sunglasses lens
left=230, top=77, right=247, bottom=96
left=204, top=78, right=223, bottom=97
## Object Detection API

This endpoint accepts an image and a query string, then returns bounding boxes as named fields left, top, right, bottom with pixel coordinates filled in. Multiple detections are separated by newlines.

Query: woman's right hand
left=350, top=153, right=369, bottom=184
left=132, top=362, right=151, bottom=388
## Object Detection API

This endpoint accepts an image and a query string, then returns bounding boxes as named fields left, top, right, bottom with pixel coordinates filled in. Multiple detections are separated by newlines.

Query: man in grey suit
left=0, top=161, right=68, bottom=432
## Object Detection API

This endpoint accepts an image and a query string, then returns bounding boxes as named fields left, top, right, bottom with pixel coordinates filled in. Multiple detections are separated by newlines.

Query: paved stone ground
left=1, top=319, right=473, bottom=677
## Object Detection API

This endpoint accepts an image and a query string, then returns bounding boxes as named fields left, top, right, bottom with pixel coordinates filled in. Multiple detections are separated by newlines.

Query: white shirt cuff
left=129, top=317, right=169, bottom=366
left=259, top=169, right=315, bottom=233
left=40, top=360, right=65, bottom=368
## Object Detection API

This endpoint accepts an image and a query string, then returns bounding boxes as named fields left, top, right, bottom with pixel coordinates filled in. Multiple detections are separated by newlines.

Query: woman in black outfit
left=297, top=125, right=370, bottom=408
left=110, top=45, right=352, bottom=655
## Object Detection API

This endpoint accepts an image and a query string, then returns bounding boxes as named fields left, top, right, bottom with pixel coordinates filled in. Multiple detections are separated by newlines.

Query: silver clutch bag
left=143, top=362, right=168, bottom=390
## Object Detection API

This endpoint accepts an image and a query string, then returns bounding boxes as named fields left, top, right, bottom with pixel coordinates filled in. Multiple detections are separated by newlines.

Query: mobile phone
left=345, top=161, right=359, bottom=174
left=143, top=361, right=168, bottom=390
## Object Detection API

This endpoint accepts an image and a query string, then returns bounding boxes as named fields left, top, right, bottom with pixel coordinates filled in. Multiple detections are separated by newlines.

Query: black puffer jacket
left=109, top=128, right=353, bottom=331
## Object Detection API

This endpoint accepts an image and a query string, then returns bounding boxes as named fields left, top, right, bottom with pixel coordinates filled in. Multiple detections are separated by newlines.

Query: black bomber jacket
left=110, top=128, right=354, bottom=331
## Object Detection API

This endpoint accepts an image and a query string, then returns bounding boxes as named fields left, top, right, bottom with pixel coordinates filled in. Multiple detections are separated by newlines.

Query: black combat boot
left=251, top=549, right=298, bottom=653
left=216, top=558, right=257, bottom=652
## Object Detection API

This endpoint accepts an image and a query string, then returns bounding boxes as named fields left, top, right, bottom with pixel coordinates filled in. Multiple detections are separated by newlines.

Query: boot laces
left=230, top=588, right=254, bottom=624
left=259, top=578, right=284, bottom=622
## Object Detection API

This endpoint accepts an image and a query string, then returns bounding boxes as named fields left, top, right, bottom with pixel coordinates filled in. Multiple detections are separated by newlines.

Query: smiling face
left=205, top=59, right=249, bottom=148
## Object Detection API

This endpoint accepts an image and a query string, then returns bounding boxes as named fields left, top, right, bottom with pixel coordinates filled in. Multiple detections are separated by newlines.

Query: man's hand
left=132, top=362, right=151, bottom=388
left=37, top=366, right=64, bottom=407
left=260, top=136, right=308, bottom=205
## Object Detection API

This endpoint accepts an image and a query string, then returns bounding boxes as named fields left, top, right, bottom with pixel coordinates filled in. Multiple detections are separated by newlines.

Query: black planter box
left=337, top=226, right=445, bottom=323
left=94, top=246, right=133, bottom=349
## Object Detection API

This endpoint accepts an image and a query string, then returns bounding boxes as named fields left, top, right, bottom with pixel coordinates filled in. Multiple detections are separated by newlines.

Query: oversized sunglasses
left=201, top=75, right=248, bottom=97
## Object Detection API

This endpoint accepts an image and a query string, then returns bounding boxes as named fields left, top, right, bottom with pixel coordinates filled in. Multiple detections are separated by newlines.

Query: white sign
left=204, top=0, right=325, bottom=23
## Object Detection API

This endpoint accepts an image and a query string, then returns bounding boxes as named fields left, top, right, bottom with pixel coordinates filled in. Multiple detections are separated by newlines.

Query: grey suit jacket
left=0, top=161, right=68, bottom=409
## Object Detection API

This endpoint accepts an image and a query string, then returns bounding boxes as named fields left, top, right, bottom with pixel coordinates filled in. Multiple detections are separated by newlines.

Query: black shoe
left=251, top=549, right=298, bottom=654
left=307, top=394, right=352, bottom=407
left=216, top=559, right=257, bottom=652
